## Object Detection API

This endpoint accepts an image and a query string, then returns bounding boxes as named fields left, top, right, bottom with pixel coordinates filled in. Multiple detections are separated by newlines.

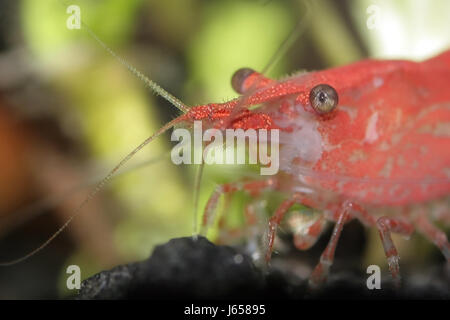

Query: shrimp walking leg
left=201, top=177, right=278, bottom=235
left=265, top=198, right=298, bottom=261
left=376, top=216, right=414, bottom=287
left=308, top=202, right=352, bottom=288
left=307, top=201, right=390, bottom=288
left=339, top=203, right=420, bottom=287
left=265, top=193, right=321, bottom=261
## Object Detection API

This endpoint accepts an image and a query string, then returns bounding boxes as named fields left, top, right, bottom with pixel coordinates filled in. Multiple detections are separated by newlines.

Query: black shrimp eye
left=231, top=67, right=255, bottom=94
left=309, top=84, right=338, bottom=114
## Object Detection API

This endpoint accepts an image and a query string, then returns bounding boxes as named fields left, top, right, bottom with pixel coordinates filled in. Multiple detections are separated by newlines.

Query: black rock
left=77, top=236, right=450, bottom=300
left=77, top=264, right=137, bottom=300
left=78, top=236, right=265, bottom=299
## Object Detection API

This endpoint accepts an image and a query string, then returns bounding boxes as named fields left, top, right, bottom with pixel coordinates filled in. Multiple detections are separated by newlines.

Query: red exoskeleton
left=188, top=50, right=450, bottom=287
left=1, top=13, right=449, bottom=290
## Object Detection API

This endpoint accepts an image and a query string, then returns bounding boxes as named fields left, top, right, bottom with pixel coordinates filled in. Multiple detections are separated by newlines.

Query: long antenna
left=0, top=152, right=171, bottom=239
left=59, top=0, right=189, bottom=113
left=0, top=2, right=194, bottom=266
left=0, top=115, right=182, bottom=266
left=82, top=24, right=189, bottom=114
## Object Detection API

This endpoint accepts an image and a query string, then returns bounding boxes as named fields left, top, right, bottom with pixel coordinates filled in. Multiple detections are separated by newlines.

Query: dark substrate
left=76, top=236, right=449, bottom=300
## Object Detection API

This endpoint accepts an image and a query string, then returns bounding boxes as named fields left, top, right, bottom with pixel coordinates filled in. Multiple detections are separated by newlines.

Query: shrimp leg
left=333, top=203, right=415, bottom=288
left=308, top=202, right=352, bottom=288
left=201, top=177, right=278, bottom=235
left=319, top=202, right=416, bottom=288
left=264, top=191, right=329, bottom=261
left=265, top=199, right=358, bottom=287
left=309, top=201, right=416, bottom=288
left=376, top=216, right=414, bottom=287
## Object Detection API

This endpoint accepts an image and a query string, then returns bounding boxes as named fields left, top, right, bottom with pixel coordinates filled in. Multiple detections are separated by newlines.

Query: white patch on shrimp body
left=364, top=112, right=379, bottom=144
left=277, top=105, right=323, bottom=174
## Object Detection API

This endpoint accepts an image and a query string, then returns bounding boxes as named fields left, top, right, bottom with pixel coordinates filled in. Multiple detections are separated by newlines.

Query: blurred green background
left=0, top=0, right=448, bottom=298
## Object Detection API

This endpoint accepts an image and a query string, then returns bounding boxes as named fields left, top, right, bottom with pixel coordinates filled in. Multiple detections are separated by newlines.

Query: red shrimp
left=188, top=50, right=450, bottom=287
left=1, top=18, right=449, bottom=291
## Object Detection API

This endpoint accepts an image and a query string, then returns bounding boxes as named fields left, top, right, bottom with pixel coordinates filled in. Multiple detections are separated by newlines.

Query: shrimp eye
left=231, top=67, right=255, bottom=94
left=309, top=84, right=338, bottom=114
